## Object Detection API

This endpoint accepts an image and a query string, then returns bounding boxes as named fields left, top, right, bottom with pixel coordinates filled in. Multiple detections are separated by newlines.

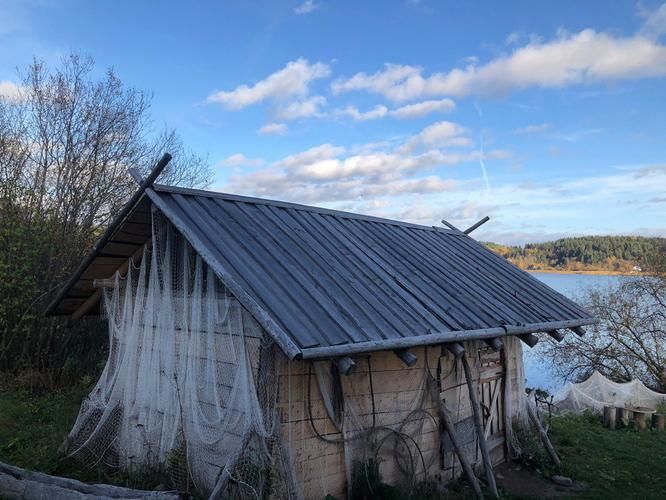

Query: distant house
left=47, top=157, right=595, bottom=499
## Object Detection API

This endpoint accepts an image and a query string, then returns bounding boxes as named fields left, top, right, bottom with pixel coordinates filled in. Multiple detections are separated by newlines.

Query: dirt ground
left=495, top=461, right=588, bottom=498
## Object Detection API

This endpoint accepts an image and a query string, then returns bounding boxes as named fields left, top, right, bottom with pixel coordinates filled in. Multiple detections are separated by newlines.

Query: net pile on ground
left=554, top=370, right=666, bottom=413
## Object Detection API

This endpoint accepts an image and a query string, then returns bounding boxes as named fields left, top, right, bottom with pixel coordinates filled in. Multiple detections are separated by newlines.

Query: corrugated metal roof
left=139, top=184, right=595, bottom=358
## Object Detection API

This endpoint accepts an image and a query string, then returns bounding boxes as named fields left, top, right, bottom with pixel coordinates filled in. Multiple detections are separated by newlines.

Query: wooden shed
left=47, top=157, right=595, bottom=499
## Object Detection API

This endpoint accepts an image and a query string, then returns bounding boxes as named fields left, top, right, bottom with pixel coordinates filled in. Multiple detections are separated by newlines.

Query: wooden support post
left=426, top=373, right=484, bottom=500
left=526, top=394, right=561, bottom=467
left=394, top=348, right=418, bottom=367
left=518, top=333, right=539, bottom=348
left=446, top=342, right=465, bottom=358
left=335, top=356, right=356, bottom=376
left=571, top=326, right=586, bottom=336
left=461, top=355, right=499, bottom=499
left=547, top=330, right=565, bottom=342
left=653, top=413, right=665, bottom=432
left=484, top=337, right=503, bottom=351
left=603, top=405, right=616, bottom=429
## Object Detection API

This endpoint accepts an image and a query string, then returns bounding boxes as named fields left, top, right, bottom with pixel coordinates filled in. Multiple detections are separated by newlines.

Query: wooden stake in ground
left=603, top=405, right=616, bottom=429
left=461, top=354, right=500, bottom=499
left=526, top=393, right=562, bottom=467
left=426, top=372, right=484, bottom=500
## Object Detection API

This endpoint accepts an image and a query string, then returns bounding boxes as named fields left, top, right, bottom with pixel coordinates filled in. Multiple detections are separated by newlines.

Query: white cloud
left=639, top=3, right=666, bottom=40
left=258, top=123, right=288, bottom=135
left=220, top=153, right=264, bottom=167
left=337, top=98, right=455, bottom=122
left=402, top=121, right=472, bottom=152
left=207, top=59, right=330, bottom=110
left=275, top=143, right=346, bottom=169
left=0, top=81, right=24, bottom=102
left=332, top=26, right=666, bottom=101
left=505, top=31, right=521, bottom=46
left=338, top=104, right=388, bottom=121
left=294, top=0, right=320, bottom=14
left=276, top=95, right=326, bottom=120
left=391, top=98, right=455, bottom=118
left=514, top=123, right=551, bottom=134
left=221, top=120, right=508, bottom=212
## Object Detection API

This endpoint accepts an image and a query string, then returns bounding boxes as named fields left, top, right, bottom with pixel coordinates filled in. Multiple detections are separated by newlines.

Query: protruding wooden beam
left=68, top=241, right=152, bottom=325
left=394, top=349, right=418, bottom=367
left=571, top=326, right=586, bottom=336
left=519, top=333, right=539, bottom=348
left=335, top=356, right=357, bottom=376
left=484, top=337, right=504, bottom=351
left=547, top=329, right=566, bottom=342
left=440, top=219, right=462, bottom=232
left=46, top=153, right=171, bottom=316
left=464, top=216, right=490, bottom=235
left=446, top=342, right=465, bottom=358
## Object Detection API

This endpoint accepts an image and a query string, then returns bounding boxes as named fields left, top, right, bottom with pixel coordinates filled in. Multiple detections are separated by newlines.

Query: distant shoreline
left=526, top=269, right=638, bottom=276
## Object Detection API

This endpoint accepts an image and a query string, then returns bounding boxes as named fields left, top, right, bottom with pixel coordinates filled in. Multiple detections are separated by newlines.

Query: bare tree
left=0, top=53, right=212, bottom=383
left=542, top=252, right=666, bottom=391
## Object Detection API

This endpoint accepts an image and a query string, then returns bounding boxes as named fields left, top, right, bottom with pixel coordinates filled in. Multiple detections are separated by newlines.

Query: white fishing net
left=553, top=370, right=666, bottom=413
left=63, top=206, right=540, bottom=498
left=63, top=209, right=299, bottom=499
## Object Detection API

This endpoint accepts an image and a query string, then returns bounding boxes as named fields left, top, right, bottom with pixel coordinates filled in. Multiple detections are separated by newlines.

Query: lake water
left=524, top=272, right=627, bottom=393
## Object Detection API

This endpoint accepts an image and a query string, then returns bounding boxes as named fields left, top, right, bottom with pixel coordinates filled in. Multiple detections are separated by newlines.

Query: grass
left=0, top=385, right=171, bottom=490
left=4, top=387, right=666, bottom=499
left=0, top=386, right=85, bottom=474
left=550, top=411, right=666, bottom=499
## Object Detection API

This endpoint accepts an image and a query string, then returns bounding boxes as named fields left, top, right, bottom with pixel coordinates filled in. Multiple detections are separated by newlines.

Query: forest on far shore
left=484, top=236, right=666, bottom=273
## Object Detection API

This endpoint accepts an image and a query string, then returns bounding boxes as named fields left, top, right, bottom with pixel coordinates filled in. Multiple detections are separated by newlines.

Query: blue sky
left=1, top=0, right=665, bottom=244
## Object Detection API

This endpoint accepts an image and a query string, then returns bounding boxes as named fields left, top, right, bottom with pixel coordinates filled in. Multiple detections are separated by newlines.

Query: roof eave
left=298, top=317, right=598, bottom=359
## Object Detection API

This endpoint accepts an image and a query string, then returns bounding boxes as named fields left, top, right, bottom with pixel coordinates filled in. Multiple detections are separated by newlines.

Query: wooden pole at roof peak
left=53, top=153, right=171, bottom=320
left=464, top=216, right=490, bottom=235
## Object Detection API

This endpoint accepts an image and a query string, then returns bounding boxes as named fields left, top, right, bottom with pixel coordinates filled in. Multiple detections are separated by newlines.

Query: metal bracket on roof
left=484, top=337, right=504, bottom=351
left=547, top=329, right=566, bottom=342
left=336, top=356, right=357, bottom=376
left=446, top=342, right=465, bottom=358
left=394, top=348, right=418, bottom=367
left=571, top=326, right=586, bottom=336
left=47, top=153, right=171, bottom=319
left=519, top=333, right=540, bottom=348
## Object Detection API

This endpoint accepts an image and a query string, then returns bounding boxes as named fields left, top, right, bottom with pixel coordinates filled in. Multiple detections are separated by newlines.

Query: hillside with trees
left=485, top=236, right=666, bottom=273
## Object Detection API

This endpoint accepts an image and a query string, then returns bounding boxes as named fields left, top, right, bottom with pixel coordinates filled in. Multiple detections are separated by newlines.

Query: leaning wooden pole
left=526, top=394, right=562, bottom=467
left=426, top=372, right=484, bottom=500
left=461, top=354, right=499, bottom=499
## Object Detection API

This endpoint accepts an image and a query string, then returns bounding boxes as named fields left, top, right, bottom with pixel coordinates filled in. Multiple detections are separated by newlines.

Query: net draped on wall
left=64, top=207, right=535, bottom=499
left=63, top=209, right=298, bottom=499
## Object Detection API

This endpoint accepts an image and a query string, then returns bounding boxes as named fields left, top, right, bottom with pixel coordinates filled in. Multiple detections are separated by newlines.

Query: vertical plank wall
left=277, top=341, right=511, bottom=499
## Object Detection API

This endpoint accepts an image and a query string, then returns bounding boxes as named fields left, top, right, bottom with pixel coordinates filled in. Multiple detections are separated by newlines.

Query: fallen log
left=0, top=461, right=184, bottom=500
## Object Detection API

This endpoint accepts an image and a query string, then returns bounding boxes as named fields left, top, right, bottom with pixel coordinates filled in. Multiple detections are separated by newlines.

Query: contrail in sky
left=473, top=102, right=491, bottom=193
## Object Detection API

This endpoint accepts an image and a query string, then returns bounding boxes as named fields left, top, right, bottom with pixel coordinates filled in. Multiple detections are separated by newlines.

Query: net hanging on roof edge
left=63, top=208, right=299, bottom=499
left=62, top=206, right=536, bottom=498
